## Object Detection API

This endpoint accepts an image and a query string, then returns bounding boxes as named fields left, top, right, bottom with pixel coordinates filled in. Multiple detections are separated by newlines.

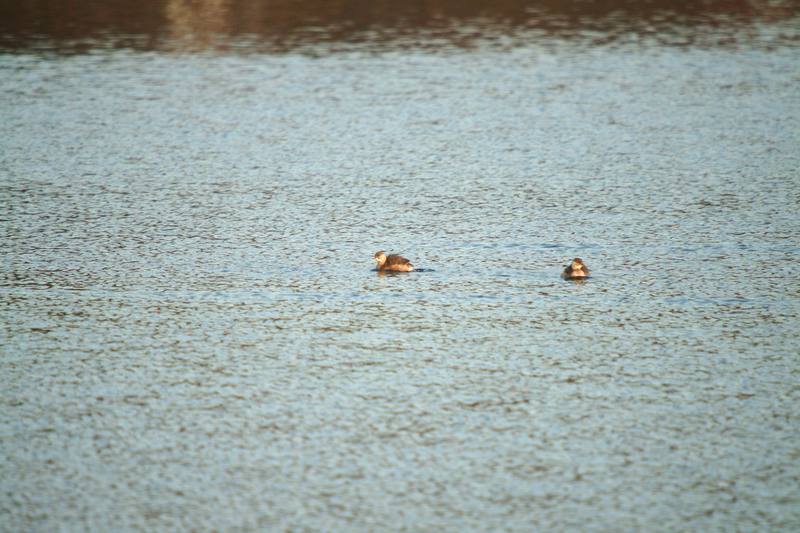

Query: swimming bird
left=373, top=251, right=414, bottom=272
left=562, top=258, right=590, bottom=280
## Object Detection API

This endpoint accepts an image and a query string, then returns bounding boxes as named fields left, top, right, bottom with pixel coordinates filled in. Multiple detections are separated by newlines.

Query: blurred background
left=2, top=0, right=799, bottom=53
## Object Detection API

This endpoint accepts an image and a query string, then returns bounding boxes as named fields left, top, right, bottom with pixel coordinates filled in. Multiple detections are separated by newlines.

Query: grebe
left=373, top=251, right=414, bottom=272
left=562, top=258, right=590, bottom=280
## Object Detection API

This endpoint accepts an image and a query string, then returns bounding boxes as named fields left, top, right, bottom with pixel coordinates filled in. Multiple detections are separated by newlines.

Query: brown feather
left=562, top=258, right=590, bottom=279
left=385, top=254, right=411, bottom=267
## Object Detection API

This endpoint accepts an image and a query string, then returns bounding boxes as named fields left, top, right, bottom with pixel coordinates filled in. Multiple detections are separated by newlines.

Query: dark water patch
left=1, top=0, right=799, bottom=54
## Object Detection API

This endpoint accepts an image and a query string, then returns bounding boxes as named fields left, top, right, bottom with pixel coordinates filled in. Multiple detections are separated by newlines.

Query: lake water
left=2, top=2, right=800, bottom=531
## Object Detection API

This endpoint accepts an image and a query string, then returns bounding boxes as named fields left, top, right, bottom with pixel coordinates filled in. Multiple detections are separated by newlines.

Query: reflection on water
left=1, top=0, right=799, bottom=52
left=166, top=0, right=231, bottom=51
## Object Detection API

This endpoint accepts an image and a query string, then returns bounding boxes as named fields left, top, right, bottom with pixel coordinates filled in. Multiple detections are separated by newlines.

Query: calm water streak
left=2, top=1, right=800, bottom=531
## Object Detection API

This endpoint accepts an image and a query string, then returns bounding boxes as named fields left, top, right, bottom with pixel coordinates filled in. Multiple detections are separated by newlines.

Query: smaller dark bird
left=562, top=258, right=590, bottom=280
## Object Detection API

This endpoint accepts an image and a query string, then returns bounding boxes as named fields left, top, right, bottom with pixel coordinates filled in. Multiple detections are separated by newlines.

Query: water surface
left=2, top=2, right=800, bottom=531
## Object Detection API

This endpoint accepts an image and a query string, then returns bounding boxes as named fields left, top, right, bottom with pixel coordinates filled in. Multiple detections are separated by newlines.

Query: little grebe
left=562, top=258, right=590, bottom=280
left=373, top=251, right=414, bottom=272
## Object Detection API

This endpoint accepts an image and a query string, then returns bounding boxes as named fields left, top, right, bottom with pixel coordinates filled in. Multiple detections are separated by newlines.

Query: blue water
left=2, top=19, right=799, bottom=533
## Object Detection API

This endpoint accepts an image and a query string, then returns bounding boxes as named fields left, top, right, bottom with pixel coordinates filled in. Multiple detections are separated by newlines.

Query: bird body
left=373, top=251, right=414, bottom=272
left=562, top=258, right=590, bottom=279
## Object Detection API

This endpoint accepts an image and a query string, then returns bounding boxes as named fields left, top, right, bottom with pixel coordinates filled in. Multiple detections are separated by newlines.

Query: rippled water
left=2, top=7, right=800, bottom=531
